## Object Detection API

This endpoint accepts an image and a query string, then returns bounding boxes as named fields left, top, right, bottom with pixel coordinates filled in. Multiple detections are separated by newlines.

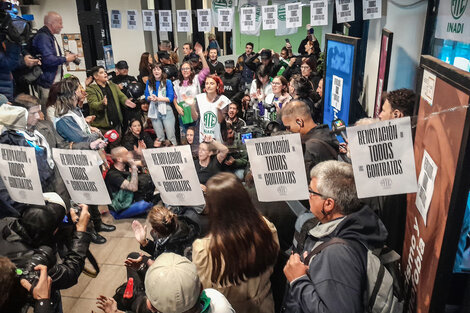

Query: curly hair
left=386, top=88, right=415, bottom=117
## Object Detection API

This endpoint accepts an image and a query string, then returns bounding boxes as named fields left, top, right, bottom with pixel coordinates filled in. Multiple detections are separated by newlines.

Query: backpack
left=303, top=237, right=404, bottom=313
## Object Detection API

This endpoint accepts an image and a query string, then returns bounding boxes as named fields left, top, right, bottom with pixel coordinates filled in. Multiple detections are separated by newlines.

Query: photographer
left=0, top=193, right=92, bottom=313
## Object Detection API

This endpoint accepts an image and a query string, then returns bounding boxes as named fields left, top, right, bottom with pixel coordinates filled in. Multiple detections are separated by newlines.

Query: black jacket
left=245, top=54, right=283, bottom=78
left=208, top=61, right=225, bottom=76
left=221, top=71, right=243, bottom=102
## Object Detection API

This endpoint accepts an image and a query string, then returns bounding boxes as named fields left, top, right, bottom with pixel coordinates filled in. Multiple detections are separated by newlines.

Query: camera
left=16, top=246, right=56, bottom=285
left=65, top=49, right=81, bottom=65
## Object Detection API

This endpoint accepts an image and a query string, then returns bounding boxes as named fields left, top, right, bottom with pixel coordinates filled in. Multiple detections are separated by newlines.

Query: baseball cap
left=116, top=60, right=129, bottom=69
left=145, top=253, right=201, bottom=313
left=260, top=50, right=272, bottom=60
left=224, top=60, right=235, bottom=68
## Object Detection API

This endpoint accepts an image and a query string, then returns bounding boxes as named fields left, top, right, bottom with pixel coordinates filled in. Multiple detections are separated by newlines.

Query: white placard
left=262, top=5, right=278, bottom=30
left=159, top=10, right=173, bottom=32
left=0, top=144, right=44, bottom=205
left=197, top=9, right=212, bottom=32
left=52, top=149, right=111, bottom=205
left=111, top=10, right=121, bottom=29
left=286, top=2, right=302, bottom=28
left=142, top=10, right=156, bottom=31
left=127, top=10, right=139, bottom=30
left=310, top=0, right=328, bottom=26
left=335, top=0, right=355, bottom=23
left=218, top=8, right=233, bottom=32
left=348, top=117, right=418, bottom=198
left=240, top=7, right=257, bottom=32
left=177, top=10, right=191, bottom=32
left=331, top=75, right=343, bottom=112
left=362, top=0, right=381, bottom=20
left=415, top=150, right=437, bottom=226
left=245, top=133, right=309, bottom=202
left=142, top=146, right=205, bottom=206
left=421, top=70, right=436, bottom=106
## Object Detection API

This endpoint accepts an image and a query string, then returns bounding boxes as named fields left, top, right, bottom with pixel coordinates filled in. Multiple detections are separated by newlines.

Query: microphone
left=103, top=129, right=119, bottom=143
left=331, top=119, right=347, bottom=142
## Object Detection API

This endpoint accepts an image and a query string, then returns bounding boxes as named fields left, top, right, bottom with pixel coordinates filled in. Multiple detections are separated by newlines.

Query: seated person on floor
left=120, top=118, right=160, bottom=157
left=105, top=147, right=155, bottom=216
left=194, top=137, right=229, bottom=193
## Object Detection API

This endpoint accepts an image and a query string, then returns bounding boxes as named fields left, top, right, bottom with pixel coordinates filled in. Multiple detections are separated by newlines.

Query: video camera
left=0, top=1, right=33, bottom=46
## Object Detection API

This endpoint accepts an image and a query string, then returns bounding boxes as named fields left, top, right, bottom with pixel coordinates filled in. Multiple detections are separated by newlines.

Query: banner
left=0, top=144, right=44, bottom=205
left=335, top=0, right=355, bottom=23
left=362, top=0, right=382, bottom=20
left=348, top=117, right=418, bottom=198
left=110, top=10, right=121, bottom=29
left=273, top=0, right=297, bottom=36
left=52, top=149, right=111, bottom=205
left=218, top=7, right=234, bottom=31
left=238, top=0, right=268, bottom=36
left=285, top=2, right=302, bottom=28
left=245, top=133, right=309, bottom=202
left=177, top=10, right=192, bottom=32
left=197, top=9, right=212, bottom=32
left=159, top=10, right=173, bottom=32
left=310, top=0, right=328, bottom=26
left=142, top=10, right=155, bottom=31
left=127, top=10, right=138, bottom=30
left=240, top=7, right=256, bottom=33
left=435, top=0, right=470, bottom=43
left=142, top=146, right=205, bottom=206
left=211, top=0, right=235, bottom=29
left=262, top=5, right=278, bottom=30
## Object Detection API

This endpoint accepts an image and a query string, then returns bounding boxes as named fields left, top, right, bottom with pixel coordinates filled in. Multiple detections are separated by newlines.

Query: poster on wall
left=177, top=10, right=191, bottom=32
left=211, top=0, right=235, bottom=29
left=323, top=34, right=359, bottom=129
left=273, top=0, right=297, bottom=36
left=238, top=0, right=268, bottom=36
left=285, top=2, right=302, bottom=28
left=0, top=144, right=44, bottom=206
left=240, top=6, right=256, bottom=32
left=310, top=0, right=328, bottom=26
left=335, top=0, right=355, bottom=23
left=435, top=0, right=470, bottom=44
left=142, top=10, right=156, bottom=31
left=197, top=9, right=212, bottom=32
left=401, top=56, right=470, bottom=313
left=103, top=45, right=114, bottom=70
left=262, top=5, right=278, bottom=30
left=362, top=0, right=382, bottom=20
left=218, top=7, right=233, bottom=32
left=373, top=29, right=393, bottom=118
left=159, top=10, right=173, bottom=32
left=245, top=133, right=309, bottom=202
left=61, top=33, right=85, bottom=71
left=110, top=10, right=121, bottom=29
left=127, top=10, right=138, bottom=30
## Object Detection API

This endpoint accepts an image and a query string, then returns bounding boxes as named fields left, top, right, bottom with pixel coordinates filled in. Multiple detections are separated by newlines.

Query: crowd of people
left=0, top=9, right=419, bottom=313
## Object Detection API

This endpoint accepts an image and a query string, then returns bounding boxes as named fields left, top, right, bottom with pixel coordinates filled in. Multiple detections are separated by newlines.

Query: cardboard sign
left=348, top=117, right=418, bottom=198
left=262, top=5, right=278, bottom=30
left=127, top=10, right=138, bottom=30
left=240, top=6, right=256, bottom=32
left=111, top=10, right=121, bottom=29
left=177, top=10, right=191, bottom=32
left=142, top=10, right=156, bottom=31
left=310, top=0, right=328, bottom=26
left=335, top=0, right=355, bottom=23
left=0, top=144, right=44, bottom=205
left=245, top=133, right=309, bottom=202
left=362, top=0, right=381, bottom=20
left=197, top=9, right=212, bottom=32
left=285, top=2, right=302, bottom=28
left=143, top=146, right=205, bottom=206
left=52, top=149, right=111, bottom=205
left=159, top=10, right=173, bottom=32
left=218, top=8, right=233, bottom=31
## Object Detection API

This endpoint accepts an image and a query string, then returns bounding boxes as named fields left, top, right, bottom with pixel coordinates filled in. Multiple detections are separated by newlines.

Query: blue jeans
left=151, top=104, right=177, bottom=145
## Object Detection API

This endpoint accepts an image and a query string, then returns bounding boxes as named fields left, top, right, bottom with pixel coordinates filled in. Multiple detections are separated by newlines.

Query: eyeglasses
left=271, top=82, right=282, bottom=86
left=181, top=67, right=191, bottom=71
left=308, top=188, right=325, bottom=198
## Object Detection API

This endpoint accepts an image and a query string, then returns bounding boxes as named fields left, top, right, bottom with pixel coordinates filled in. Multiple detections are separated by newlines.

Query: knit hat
left=144, top=253, right=201, bottom=313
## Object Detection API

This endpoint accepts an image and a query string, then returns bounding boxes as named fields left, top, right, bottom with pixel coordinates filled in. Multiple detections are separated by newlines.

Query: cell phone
left=241, top=133, right=253, bottom=144
left=285, top=38, right=290, bottom=43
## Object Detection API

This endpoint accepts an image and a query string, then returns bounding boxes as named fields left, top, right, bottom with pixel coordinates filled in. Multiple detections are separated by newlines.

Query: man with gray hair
left=283, top=160, right=388, bottom=313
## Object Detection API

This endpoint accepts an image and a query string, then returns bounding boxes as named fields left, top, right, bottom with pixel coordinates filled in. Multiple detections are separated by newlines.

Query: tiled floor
left=60, top=209, right=147, bottom=313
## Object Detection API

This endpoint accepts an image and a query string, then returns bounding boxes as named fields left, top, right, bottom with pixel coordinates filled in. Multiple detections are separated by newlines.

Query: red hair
left=205, top=75, right=224, bottom=95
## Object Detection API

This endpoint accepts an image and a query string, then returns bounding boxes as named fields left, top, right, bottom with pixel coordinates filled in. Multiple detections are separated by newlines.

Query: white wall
left=363, top=1, right=429, bottom=115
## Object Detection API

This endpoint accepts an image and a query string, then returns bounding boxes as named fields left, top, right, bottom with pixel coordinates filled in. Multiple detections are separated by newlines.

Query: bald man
left=32, top=11, right=78, bottom=110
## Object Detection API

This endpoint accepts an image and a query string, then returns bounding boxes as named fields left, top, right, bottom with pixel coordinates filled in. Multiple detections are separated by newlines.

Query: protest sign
left=142, top=10, right=156, bottom=31
left=127, top=10, right=138, bottom=30
left=286, top=2, right=302, bottom=28
left=362, top=0, right=381, bottom=20
left=0, top=144, right=44, bottom=205
left=245, top=133, right=309, bottom=202
left=240, top=7, right=256, bottom=32
left=52, top=149, right=111, bottom=205
left=218, top=8, right=233, bottom=31
left=262, top=5, right=278, bottom=30
left=310, top=0, right=328, bottom=26
left=335, top=0, right=355, bottom=23
left=143, top=146, right=205, bottom=206
left=348, top=117, right=418, bottom=198
left=177, top=10, right=191, bottom=32
left=159, top=10, right=173, bottom=32
left=111, top=10, right=121, bottom=29
left=197, top=9, right=212, bottom=32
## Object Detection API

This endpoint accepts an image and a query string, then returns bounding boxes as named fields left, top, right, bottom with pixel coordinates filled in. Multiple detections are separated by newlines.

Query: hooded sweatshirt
left=284, top=205, right=388, bottom=313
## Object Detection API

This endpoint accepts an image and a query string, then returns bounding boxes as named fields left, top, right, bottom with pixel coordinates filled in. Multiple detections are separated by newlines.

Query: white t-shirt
left=204, top=288, right=236, bottom=313
left=196, top=93, right=230, bottom=143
